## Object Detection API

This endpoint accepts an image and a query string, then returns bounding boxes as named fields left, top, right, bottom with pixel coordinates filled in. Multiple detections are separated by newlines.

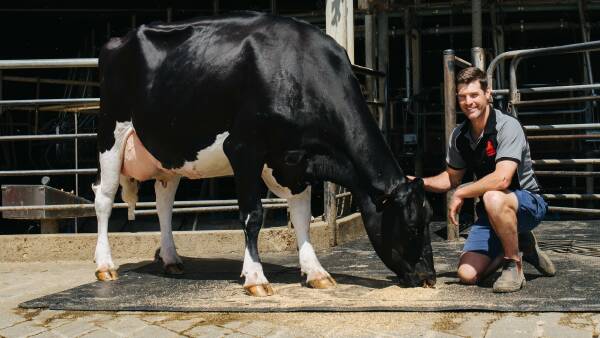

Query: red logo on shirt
left=486, top=140, right=496, bottom=157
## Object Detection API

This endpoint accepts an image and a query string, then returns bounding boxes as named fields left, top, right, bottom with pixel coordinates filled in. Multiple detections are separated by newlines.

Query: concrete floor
left=2, top=259, right=600, bottom=337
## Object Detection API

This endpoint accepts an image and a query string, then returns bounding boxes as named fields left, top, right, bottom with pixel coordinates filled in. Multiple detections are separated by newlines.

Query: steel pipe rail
left=0, top=133, right=96, bottom=142
left=528, top=134, right=600, bottom=141
left=0, top=98, right=99, bottom=107
left=523, top=123, right=600, bottom=131
left=2, top=75, right=99, bottom=87
left=513, top=95, right=600, bottom=106
left=350, top=64, right=385, bottom=77
left=493, top=83, right=600, bottom=95
left=0, top=198, right=287, bottom=212
left=543, top=194, right=600, bottom=200
left=135, top=203, right=288, bottom=216
left=486, top=40, right=600, bottom=87
left=0, top=58, right=98, bottom=69
left=532, top=159, right=600, bottom=165
left=453, top=56, right=472, bottom=69
left=535, top=171, right=600, bottom=177
left=548, top=206, right=600, bottom=215
left=0, top=169, right=97, bottom=176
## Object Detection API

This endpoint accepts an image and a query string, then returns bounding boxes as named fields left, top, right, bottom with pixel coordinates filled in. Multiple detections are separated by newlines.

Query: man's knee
left=483, top=190, right=514, bottom=215
left=457, top=264, right=479, bottom=285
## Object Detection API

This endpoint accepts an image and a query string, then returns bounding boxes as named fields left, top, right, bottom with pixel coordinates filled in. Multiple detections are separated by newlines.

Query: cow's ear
left=393, top=185, right=409, bottom=206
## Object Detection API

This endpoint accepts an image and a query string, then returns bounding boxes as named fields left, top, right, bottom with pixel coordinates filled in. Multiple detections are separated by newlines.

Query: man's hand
left=448, top=194, right=464, bottom=226
left=406, top=175, right=416, bottom=181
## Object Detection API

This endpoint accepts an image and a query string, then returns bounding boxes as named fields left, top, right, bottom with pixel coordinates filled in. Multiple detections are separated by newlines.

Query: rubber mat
left=20, top=221, right=600, bottom=312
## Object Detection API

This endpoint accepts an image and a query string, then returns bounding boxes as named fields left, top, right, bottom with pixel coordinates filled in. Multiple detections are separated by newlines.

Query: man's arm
left=423, top=167, right=466, bottom=193
left=447, top=160, right=517, bottom=225
left=452, top=160, right=518, bottom=199
left=408, top=166, right=466, bottom=193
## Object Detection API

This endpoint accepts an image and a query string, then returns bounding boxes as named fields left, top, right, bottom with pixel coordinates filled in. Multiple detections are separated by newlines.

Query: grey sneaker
left=519, top=231, right=556, bottom=277
left=493, top=259, right=525, bottom=293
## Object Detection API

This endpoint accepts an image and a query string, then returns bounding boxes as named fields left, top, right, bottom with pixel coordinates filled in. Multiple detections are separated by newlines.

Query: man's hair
left=456, top=67, right=488, bottom=91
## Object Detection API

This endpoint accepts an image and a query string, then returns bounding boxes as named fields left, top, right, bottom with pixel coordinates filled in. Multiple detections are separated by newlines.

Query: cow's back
left=99, top=12, right=374, bottom=181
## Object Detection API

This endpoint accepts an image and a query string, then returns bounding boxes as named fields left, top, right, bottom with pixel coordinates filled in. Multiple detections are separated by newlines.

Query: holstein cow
left=93, top=12, right=436, bottom=296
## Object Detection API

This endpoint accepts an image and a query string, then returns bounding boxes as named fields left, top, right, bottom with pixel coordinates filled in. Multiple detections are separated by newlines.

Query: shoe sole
left=493, top=278, right=526, bottom=293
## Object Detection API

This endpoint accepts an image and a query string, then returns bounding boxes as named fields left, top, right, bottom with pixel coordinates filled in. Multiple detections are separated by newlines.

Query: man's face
left=457, top=80, right=491, bottom=121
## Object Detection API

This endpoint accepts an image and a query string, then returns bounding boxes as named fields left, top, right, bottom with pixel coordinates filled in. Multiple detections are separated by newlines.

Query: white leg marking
left=261, top=167, right=331, bottom=282
left=92, top=121, right=132, bottom=273
left=242, top=247, right=269, bottom=287
left=155, top=176, right=182, bottom=266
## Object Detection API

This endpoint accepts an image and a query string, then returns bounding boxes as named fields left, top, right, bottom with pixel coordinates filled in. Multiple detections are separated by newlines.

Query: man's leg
left=458, top=252, right=501, bottom=284
left=482, top=190, right=525, bottom=292
left=458, top=218, right=504, bottom=284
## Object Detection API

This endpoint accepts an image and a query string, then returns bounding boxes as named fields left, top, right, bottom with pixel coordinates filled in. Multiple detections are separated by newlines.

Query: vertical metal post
left=270, top=0, right=277, bottom=15
left=443, top=49, right=459, bottom=241
left=471, top=47, right=485, bottom=71
left=131, top=14, right=137, bottom=29
left=490, top=3, right=505, bottom=92
left=377, top=10, right=389, bottom=137
left=74, top=112, right=79, bottom=233
left=213, top=0, right=219, bottom=15
left=471, top=0, right=482, bottom=48
left=365, top=13, right=376, bottom=116
left=325, top=0, right=351, bottom=246
left=346, top=0, right=354, bottom=63
left=403, top=8, right=411, bottom=100
left=508, top=58, right=520, bottom=116
left=412, top=27, right=423, bottom=177
left=166, top=7, right=172, bottom=22
left=578, top=0, right=595, bottom=199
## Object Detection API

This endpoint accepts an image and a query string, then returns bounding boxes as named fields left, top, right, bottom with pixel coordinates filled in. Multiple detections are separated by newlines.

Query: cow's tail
left=119, top=175, right=139, bottom=220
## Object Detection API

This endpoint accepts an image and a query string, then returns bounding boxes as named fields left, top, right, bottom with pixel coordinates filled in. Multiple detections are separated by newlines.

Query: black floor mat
left=20, top=221, right=600, bottom=312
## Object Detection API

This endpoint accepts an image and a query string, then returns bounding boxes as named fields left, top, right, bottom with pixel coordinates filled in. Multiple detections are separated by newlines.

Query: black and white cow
left=93, top=12, right=436, bottom=296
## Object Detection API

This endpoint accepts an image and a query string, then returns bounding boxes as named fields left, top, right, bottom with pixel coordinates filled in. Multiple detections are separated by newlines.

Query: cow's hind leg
left=92, top=149, right=124, bottom=281
left=154, top=176, right=184, bottom=275
left=224, top=141, right=272, bottom=297
left=262, top=168, right=336, bottom=289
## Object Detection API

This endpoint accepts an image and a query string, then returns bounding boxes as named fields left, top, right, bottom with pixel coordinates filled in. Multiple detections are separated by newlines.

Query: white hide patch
left=172, top=132, right=233, bottom=179
left=121, top=128, right=233, bottom=181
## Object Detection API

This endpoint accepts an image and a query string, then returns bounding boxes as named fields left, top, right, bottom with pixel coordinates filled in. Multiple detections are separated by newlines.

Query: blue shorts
left=463, top=190, right=548, bottom=258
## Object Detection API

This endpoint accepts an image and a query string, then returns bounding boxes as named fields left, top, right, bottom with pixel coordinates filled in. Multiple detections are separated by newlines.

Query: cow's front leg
left=288, top=187, right=336, bottom=288
left=224, top=141, right=272, bottom=297
left=261, top=167, right=335, bottom=288
left=154, top=176, right=184, bottom=275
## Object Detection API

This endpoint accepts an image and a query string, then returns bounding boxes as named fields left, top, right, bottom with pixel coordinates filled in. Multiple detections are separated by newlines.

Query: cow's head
left=371, top=178, right=436, bottom=287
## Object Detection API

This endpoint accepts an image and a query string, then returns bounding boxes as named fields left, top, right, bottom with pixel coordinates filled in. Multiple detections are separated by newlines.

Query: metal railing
left=0, top=57, right=385, bottom=237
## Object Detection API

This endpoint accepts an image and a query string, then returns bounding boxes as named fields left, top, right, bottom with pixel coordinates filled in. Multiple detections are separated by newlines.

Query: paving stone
left=0, top=312, right=26, bottom=330
left=79, top=328, right=122, bottom=338
left=263, top=327, right=307, bottom=338
left=0, top=321, right=47, bottom=338
left=485, top=315, right=539, bottom=338
left=51, top=320, right=98, bottom=338
left=186, top=324, right=236, bottom=337
left=129, top=325, right=183, bottom=338
left=138, top=314, right=173, bottom=323
left=423, top=331, right=463, bottom=338
left=158, top=318, right=205, bottom=333
left=231, top=320, right=279, bottom=336
left=97, top=315, right=147, bottom=334
left=221, top=320, right=247, bottom=330
left=29, top=330, right=62, bottom=338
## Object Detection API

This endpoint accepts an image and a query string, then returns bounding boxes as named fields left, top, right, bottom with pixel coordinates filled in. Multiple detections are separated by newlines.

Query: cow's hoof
left=308, top=276, right=337, bottom=289
left=164, top=263, right=184, bottom=275
left=244, top=284, right=274, bottom=297
left=95, top=269, right=118, bottom=281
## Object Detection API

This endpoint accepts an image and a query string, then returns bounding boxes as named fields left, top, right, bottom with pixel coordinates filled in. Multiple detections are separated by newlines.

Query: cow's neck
left=340, top=112, right=405, bottom=200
